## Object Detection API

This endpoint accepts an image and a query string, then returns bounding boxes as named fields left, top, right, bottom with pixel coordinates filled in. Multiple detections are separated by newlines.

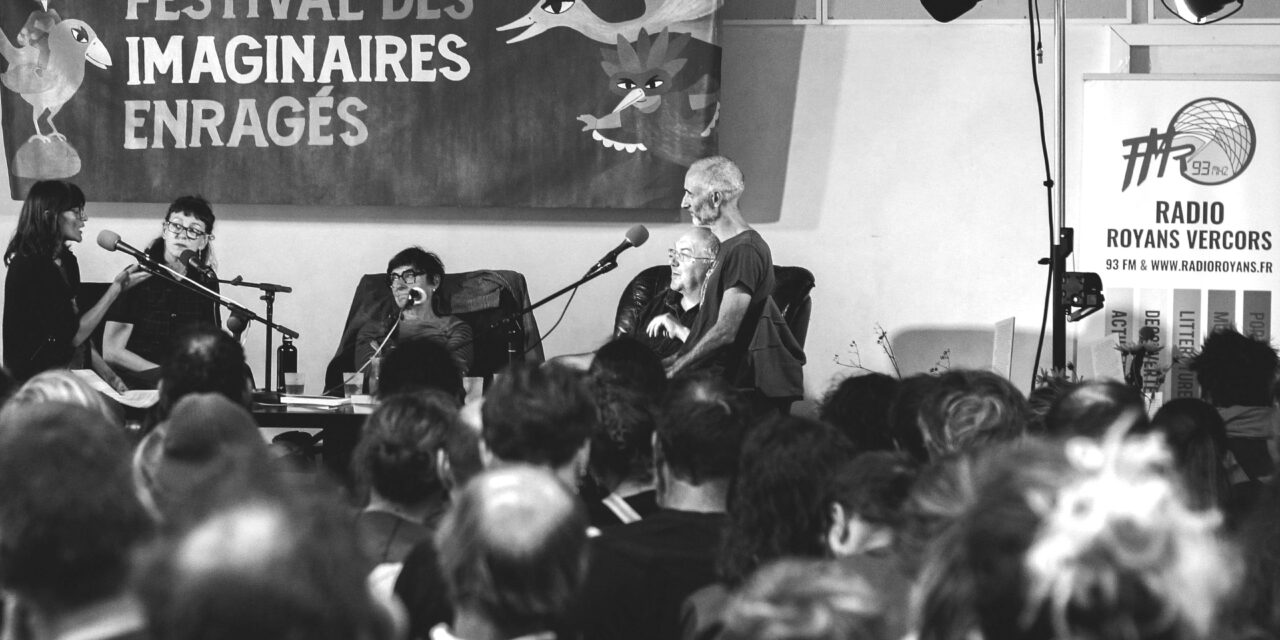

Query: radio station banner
left=1078, top=76, right=1279, bottom=398
left=0, top=0, right=723, bottom=208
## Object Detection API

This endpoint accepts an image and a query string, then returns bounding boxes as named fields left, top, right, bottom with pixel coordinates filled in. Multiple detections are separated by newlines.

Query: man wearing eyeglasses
left=667, top=156, right=774, bottom=386
left=103, top=196, right=221, bottom=388
left=640, top=227, right=720, bottom=358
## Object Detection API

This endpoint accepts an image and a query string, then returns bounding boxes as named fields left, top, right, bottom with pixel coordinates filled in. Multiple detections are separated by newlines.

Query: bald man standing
left=432, top=466, right=589, bottom=640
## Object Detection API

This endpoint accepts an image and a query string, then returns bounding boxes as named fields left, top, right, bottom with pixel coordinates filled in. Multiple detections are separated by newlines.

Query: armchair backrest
left=613, top=265, right=816, bottom=347
left=325, top=270, right=542, bottom=394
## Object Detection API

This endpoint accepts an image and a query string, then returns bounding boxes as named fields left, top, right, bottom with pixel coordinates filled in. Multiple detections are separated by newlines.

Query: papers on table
left=72, top=370, right=160, bottom=409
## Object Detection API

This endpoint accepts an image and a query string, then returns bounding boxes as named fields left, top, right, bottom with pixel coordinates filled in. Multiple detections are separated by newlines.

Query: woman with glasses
left=355, top=247, right=473, bottom=379
left=102, top=195, right=222, bottom=388
left=3, top=180, right=145, bottom=381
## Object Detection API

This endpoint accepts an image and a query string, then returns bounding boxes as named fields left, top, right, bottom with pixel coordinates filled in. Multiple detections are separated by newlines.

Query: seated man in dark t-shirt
left=578, top=374, right=750, bottom=640
left=668, top=157, right=774, bottom=386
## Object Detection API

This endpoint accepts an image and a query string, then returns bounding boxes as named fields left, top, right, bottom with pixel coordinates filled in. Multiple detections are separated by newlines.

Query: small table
left=252, top=402, right=375, bottom=482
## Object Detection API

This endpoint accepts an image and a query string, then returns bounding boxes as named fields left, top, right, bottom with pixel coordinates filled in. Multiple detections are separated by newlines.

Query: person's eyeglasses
left=388, top=269, right=426, bottom=285
left=64, top=208, right=88, bottom=222
left=162, top=220, right=211, bottom=241
left=668, top=248, right=714, bottom=264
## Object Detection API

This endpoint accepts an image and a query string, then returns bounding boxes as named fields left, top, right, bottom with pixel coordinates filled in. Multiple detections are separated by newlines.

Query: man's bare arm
left=667, top=286, right=751, bottom=377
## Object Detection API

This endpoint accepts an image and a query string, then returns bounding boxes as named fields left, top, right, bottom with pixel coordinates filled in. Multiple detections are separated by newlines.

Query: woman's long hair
left=4, top=180, right=85, bottom=265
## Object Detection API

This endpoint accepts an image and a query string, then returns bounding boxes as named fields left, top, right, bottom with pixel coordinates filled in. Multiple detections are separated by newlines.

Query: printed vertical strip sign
left=1169, top=288, right=1200, bottom=400
left=1207, top=290, right=1236, bottom=332
left=1243, top=290, right=1272, bottom=342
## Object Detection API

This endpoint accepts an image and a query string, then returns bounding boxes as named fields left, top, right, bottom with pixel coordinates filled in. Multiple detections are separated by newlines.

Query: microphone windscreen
left=179, top=249, right=198, bottom=264
left=97, top=230, right=121, bottom=251
left=625, top=224, right=649, bottom=247
left=408, top=287, right=427, bottom=305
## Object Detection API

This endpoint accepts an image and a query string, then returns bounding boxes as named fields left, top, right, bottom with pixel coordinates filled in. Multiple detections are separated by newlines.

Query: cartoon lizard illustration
left=576, top=28, right=718, bottom=166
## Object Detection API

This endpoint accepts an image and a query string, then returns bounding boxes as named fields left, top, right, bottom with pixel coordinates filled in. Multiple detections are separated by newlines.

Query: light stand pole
left=1050, top=0, right=1070, bottom=373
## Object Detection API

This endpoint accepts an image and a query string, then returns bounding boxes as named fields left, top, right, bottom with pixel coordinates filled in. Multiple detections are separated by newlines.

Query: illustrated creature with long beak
left=576, top=28, right=719, bottom=167
left=0, top=7, right=112, bottom=143
left=497, top=0, right=721, bottom=45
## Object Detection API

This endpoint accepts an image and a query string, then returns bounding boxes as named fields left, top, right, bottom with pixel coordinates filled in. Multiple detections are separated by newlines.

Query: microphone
left=591, top=224, right=649, bottom=272
left=179, top=250, right=216, bottom=279
left=406, top=286, right=427, bottom=308
left=97, top=230, right=158, bottom=267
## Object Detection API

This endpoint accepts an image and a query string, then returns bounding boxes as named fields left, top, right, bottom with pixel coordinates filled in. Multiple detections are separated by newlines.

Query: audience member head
left=887, top=374, right=937, bottom=462
left=1233, top=480, right=1280, bottom=637
left=917, top=369, right=1030, bottom=458
left=718, top=416, right=856, bottom=585
left=354, top=390, right=458, bottom=509
left=1045, top=380, right=1148, bottom=439
left=1026, top=377, right=1078, bottom=435
left=826, top=451, right=920, bottom=557
left=1, top=369, right=120, bottom=428
left=378, top=336, right=464, bottom=401
left=443, top=397, right=485, bottom=495
left=589, top=335, right=667, bottom=400
left=586, top=381, right=656, bottom=493
left=0, top=403, right=152, bottom=614
left=895, top=451, right=978, bottom=579
left=134, top=393, right=282, bottom=529
left=481, top=362, right=594, bottom=485
left=1151, top=398, right=1231, bottom=513
left=138, top=494, right=393, bottom=640
left=436, top=466, right=588, bottom=638
left=720, top=559, right=887, bottom=640
left=158, top=324, right=251, bottom=418
left=916, top=432, right=1238, bottom=640
left=820, top=372, right=901, bottom=454
left=6, top=179, right=86, bottom=263
left=655, top=373, right=749, bottom=495
left=1190, top=327, right=1279, bottom=407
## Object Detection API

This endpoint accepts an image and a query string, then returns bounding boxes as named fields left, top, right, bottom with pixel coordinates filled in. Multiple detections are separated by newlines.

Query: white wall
left=0, top=22, right=1116, bottom=404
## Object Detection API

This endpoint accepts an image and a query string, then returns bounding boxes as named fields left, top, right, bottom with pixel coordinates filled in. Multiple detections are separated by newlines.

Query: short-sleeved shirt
left=678, top=229, right=774, bottom=383
left=107, top=266, right=221, bottom=366
left=355, top=311, right=474, bottom=376
left=629, top=290, right=699, bottom=359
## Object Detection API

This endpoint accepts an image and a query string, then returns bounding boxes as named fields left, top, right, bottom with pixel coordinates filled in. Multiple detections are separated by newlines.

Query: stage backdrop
left=1077, top=75, right=1278, bottom=401
left=0, top=0, right=722, bottom=207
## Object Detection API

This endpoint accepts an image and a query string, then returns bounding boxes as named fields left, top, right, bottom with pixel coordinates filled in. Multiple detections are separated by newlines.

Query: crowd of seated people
left=0, top=324, right=1278, bottom=640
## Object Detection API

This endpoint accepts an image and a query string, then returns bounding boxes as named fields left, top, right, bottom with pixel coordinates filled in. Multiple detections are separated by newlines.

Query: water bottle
left=276, top=335, right=297, bottom=393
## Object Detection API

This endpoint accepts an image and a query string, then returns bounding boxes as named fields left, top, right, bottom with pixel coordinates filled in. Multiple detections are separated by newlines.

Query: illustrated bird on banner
left=1, top=0, right=111, bottom=143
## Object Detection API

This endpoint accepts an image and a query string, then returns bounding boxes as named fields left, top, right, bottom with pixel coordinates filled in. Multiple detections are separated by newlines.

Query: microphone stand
left=488, top=260, right=622, bottom=368
left=218, top=276, right=296, bottom=393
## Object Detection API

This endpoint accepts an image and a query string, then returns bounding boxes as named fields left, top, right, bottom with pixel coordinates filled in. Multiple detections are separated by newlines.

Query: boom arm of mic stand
left=486, top=261, right=620, bottom=366
left=138, top=263, right=299, bottom=339
left=218, top=276, right=293, bottom=294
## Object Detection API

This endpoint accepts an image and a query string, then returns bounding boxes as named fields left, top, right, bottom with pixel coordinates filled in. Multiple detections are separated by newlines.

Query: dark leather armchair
left=325, top=270, right=542, bottom=394
left=614, top=265, right=816, bottom=347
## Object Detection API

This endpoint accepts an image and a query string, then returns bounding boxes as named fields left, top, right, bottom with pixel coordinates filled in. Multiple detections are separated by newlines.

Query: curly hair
left=830, top=451, right=920, bottom=530
left=917, top=369, right=1030, bottom=458
left=717, top=416, right=856, bottom=585
left=1190, top=327, right=1279, bottom=407
left=720, top=558, right=885, bottom=640
left=354, top=391, right=458, bottom=505
left=1044, top=380, right=1148, bottom=439
left=586, top=380, right=656, bottom=489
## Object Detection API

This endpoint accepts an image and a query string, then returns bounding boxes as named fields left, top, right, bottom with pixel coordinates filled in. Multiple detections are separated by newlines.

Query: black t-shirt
left=629, top=290, right=699, bottom=359
left=106, top=258, right=220, bottom=366
left=679, top=230, right=773, bottom=383
left=579, top=509, right=726, bottom=640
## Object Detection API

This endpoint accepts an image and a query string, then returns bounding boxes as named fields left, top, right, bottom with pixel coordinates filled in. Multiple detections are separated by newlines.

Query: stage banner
left=0, top=0, right=723, bottom=207
left=1078, top=75, right=1280, bottom=389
